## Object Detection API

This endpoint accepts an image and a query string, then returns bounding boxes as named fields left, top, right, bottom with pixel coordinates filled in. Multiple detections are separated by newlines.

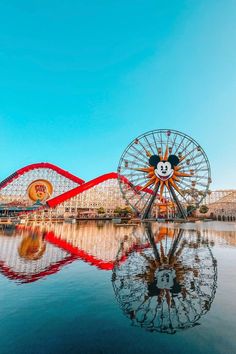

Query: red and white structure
left=1, top=161, right=232, bottom=220
left=0, top=163, right=83, bottom=205
left=0, top=163, right=127, bottom=217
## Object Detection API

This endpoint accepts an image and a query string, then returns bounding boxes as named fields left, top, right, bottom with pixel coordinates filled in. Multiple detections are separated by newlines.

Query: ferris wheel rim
left=117, top=128, right=212, bottom=217
left=118, top=128, right=211, bottom=178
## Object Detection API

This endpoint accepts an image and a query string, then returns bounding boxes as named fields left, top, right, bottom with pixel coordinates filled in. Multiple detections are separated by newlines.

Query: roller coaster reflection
left=0, top=221, right=218, bottom=333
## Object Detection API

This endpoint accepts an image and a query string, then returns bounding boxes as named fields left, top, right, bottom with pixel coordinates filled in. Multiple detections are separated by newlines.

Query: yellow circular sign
left=27, top=180, right=53, bottom=202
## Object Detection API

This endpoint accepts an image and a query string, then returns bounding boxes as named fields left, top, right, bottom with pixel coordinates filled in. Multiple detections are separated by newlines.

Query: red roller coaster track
left=0, top=162, right=85, bottom=191
left=0, top=162, right=162, bottom=211
left=0, top=227, right=150, bottom=283
left=47, top=172, right=118, bottom=207
left=47, top=172, right=154, bottom=208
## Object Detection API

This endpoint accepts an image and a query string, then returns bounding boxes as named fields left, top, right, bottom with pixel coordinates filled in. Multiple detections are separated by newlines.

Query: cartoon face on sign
left=149, top=155, right=180, bottom=181
left=27, top=180, right=53, bottom=202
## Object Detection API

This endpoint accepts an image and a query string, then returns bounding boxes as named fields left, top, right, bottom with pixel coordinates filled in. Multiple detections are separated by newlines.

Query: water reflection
left=0, top=222, right=141, bottom=283
left=0, top=221, right=235, bottom=333
left=18, top=227, right=47, bottom=260
left=112, top=223, right=217, bottom=334
left=0, top=225, right=75, bottom=283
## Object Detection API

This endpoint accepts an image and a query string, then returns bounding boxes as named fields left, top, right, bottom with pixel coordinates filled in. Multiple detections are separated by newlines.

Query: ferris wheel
left=117, top=129, right=211, bottom=219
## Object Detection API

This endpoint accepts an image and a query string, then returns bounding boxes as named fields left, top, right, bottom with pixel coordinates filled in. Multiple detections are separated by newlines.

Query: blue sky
left=0, top=0, right=236, bottom=189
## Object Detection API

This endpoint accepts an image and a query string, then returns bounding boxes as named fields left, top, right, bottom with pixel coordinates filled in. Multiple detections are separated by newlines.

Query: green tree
left=187, top=205, right=196, bottom=216
left=97, top=207, right=105, bottom=214
left=199, top=205, right=209, bottom=214
left=122, top=206, right=133, bottom=216
left=114, top=207, right=122, bottom=215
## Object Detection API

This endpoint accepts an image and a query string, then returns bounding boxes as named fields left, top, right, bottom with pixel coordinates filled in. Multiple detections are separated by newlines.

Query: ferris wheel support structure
left=118, top=129, right=211, bottom=220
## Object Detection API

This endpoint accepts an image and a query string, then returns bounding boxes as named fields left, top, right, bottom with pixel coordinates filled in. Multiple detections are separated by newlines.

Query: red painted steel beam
left=0, top=254, right=77, bottom=283
left=47, top=172, right=118, bottom=207
left=46, top=231, right=115, bottom=270
left=0, top=162, right=85, bottom=191
left=47, top=172, right=154, bottom=208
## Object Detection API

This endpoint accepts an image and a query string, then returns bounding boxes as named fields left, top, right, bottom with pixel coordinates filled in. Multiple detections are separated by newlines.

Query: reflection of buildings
left=44, top=222, right=143, bottom=267
left=0, top=231, right=74, bottom=283
left=0, top=222, right=144, bottom=283
left=113, top=224, right=218, bottom=334
left=201, top=228, right=236, bottom=246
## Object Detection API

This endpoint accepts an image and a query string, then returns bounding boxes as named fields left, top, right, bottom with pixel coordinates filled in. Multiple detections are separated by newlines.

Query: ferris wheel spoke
left=135, top=138, right=153, bottom=158
left=194, top=181, right=208, bottom=188
left=122, top=183, right=144, bottom=197
left=178, top=182, right=197, bottom=196
left=183, top=163, right=206, bottom=172
left=193, top=175, right=209, bottom=182
left=170, top=132, right=178, bottom=151
left=139, top=136, right=154, bottom=156
left=152, top=132, right=159, bottom=153
left=178, top=140, right=193, bottom=158
left=173, top=181, right=196, bottom=202
left=159, top=132, right=164, bottom=156
left=127, top=176, right=151, bottom=186
left=194, top=168, right=210, bottom=174
left=193, top=161, right=210, bottom=174
left=177, top=179, right=193, bottom=190
left=118, top=129, right=211, bottom=219
left=172, top=135, right=186, bottom=156
left=122, top=172, right=148, bottom=179
left=127, top=191, right=148, bottom=202
left=125, top=151, right=149, bottom=166
left=130, top=144, right=150, bottom=160
left=133, top=191, right=152, bottom=209
left=179, top=152, right=203, bottom=168
left=149, top=135, right=157, bottom=155
left=120, top=159, right=150, bottom=169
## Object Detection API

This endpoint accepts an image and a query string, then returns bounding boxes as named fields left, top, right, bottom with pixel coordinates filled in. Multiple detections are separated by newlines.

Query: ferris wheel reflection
left=112, top=223, right=217, bottom=334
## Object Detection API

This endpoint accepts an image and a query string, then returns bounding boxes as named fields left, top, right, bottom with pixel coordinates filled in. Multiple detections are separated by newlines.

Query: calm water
left=0, top=221, right=236, bottom=354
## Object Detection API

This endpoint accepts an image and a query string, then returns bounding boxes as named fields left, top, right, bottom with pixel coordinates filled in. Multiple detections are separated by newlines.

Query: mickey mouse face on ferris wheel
left=149, top=154, right=180, bottom=181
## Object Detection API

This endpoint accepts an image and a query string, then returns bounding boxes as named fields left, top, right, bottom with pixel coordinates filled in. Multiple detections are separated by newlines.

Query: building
left=200, top=190, right=236, bottom=221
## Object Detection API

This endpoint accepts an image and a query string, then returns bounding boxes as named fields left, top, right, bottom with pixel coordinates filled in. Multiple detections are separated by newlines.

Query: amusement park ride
left=118, top=129, right=211, bottom=220
left=0, top=129, right=211, bottom=221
